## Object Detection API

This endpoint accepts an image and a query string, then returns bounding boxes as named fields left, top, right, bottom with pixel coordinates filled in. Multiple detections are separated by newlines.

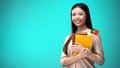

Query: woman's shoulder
left=65, top=34, right=71, bottom=40
left=63, top=34, right=71, bottom=44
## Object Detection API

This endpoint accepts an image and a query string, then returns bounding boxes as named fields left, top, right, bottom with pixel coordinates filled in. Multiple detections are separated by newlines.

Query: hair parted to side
left=63, top=3, right=93, bottom=55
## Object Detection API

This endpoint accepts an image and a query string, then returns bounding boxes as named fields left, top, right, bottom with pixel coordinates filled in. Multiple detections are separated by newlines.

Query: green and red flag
left=91, top=28, right=99, bottom=35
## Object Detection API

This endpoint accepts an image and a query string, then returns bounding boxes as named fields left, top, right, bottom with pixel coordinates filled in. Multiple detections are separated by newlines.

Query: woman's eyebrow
left=79, top=12, right=85, bottom=13
left=72, top=12, right=85, bottom=13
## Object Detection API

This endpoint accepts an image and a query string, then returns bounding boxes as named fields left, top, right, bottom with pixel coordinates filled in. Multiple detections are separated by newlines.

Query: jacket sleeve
left=93, top=34, right=105, bottom=65
left=60, top=35, right=70, bottom=66
left=60, top=51, right=67, bottom=66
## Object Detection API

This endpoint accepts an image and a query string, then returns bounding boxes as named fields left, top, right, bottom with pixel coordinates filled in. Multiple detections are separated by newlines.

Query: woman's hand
left=79, top=48, right=91, bottom=58
left=72, top=42, right=91, bottom=58
left=72, top=42, right=83, bottom=52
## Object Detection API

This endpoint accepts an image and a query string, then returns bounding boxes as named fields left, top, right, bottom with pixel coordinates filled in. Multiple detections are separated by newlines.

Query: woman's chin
left=75, top=23, right=81, bottom=26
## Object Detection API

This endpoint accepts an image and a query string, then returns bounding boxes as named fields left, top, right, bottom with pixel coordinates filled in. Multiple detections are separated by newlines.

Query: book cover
left=72, top=33, right=92, bottom=56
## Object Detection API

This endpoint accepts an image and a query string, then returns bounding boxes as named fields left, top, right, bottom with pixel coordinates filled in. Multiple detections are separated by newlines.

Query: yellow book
left=72, top=34, right=92, bottom=56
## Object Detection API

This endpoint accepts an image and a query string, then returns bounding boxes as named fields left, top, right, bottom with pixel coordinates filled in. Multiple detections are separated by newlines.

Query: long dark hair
left=63, top=3, right=93, bottom=55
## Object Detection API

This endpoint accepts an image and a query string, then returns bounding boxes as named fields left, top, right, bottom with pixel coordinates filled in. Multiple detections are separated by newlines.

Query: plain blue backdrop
left=0, top=0, right=120, bottom=68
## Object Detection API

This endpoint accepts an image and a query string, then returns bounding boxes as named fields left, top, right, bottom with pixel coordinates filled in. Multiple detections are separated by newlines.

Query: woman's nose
left=75, top=15, right=80, bottom=19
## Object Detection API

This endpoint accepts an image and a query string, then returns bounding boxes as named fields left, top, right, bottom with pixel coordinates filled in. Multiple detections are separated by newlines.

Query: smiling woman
left=72, top=7, right=86, bottom=27
left=1, top=0, right=120, bottom=68
left=60, top=3, right=105, bottom=68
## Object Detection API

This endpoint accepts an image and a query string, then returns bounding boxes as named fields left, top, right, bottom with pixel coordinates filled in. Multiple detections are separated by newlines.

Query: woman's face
left=72, top=7, right=86, bottom=27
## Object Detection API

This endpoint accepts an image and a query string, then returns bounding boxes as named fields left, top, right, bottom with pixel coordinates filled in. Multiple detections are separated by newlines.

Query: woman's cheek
left=72, top=18, right=75, bottom=22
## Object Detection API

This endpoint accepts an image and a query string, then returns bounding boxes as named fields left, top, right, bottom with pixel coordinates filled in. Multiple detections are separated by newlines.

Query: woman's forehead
left=72, top=7, right=85, bottom=13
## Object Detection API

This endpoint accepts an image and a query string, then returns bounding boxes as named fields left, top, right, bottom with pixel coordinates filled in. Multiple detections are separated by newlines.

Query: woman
left=60, top=3, right=104, bottom=68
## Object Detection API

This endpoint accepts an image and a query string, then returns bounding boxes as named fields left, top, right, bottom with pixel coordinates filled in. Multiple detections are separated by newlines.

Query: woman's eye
left=72, top=13, right=76, bottom=16
left=79, top=13, right=83, bottom=16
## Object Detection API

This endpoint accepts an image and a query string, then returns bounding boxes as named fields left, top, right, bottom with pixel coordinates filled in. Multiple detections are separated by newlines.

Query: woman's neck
left=76, top=25, right=88, bottom=33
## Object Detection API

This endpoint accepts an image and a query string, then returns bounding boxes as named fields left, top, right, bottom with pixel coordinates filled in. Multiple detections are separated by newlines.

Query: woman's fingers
left=72, top=44, right=83, bottom=52
left=81, top=48, right=87, bottom=52
left=81, top=48, right=90, bottom=53
left=74, top=42, right=83, bottom=47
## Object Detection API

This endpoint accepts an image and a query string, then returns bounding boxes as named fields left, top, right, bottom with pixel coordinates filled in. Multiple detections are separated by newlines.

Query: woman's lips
left=75, top=20, right=81, bottom=24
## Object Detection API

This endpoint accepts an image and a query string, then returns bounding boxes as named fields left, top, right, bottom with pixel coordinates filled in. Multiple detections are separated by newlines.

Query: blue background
left=0, top=0, right=120, bottom=68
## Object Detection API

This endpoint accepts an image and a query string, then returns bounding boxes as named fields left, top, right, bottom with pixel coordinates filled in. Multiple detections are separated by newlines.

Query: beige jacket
left=60, top=30, right=104, bottom=68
